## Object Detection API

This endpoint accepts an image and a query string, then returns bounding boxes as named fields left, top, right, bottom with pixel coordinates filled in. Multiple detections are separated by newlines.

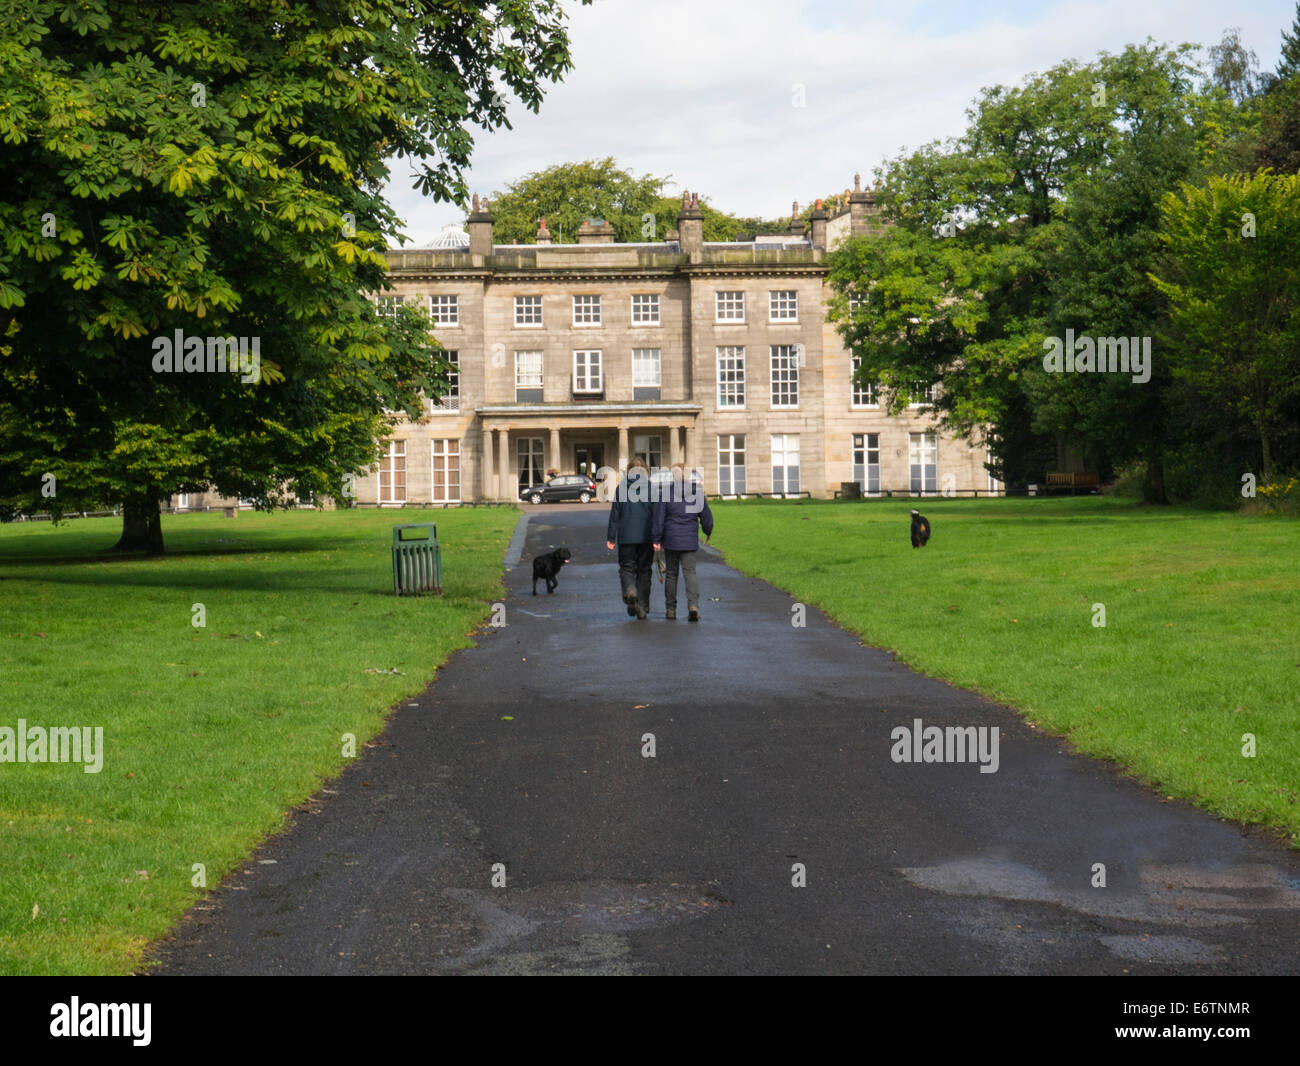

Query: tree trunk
left=1259, top=425, right=1275, bottom=485
left=113, top=493, right=164, bottom=554
left=1142, top=451, right=1169, bottom=505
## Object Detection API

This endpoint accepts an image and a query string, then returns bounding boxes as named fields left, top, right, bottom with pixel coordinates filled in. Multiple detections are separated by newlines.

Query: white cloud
left=385, top=0, right=1296, bottom=243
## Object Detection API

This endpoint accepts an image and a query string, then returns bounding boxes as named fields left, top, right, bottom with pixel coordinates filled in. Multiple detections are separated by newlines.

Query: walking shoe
left=665, top=608, right=676, bottom=620
left=623, top=589, right=638, bottom=606
left=635, top=603, right=647, bottom=620
left=627, top=603, right=637, bottom=617
left=688, top=606, right=700, bottom=622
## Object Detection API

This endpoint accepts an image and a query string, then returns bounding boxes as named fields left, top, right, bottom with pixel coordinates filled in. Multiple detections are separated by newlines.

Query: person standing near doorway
left=605, top=457, right=654, bottom=620
left=652, top=463, right=714, bottom=622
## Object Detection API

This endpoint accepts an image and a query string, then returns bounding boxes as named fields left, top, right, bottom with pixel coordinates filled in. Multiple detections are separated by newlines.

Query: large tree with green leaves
left=483, top=158, right=793, bottom=244
left=828, top=40, right=1260, bottom=498
left=1149, top=171, right=1300, bottom=483
left=0, top=0, right=585, bottom=551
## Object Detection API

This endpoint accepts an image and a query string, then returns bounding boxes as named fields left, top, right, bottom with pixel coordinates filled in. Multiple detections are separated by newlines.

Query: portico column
left=668, top=424, right=682, bottom=468
left=549, top=426, right=561, bottom=475
left=617, top=425, right=629, bottom=473
left=497, top=428, right=511, bottom=500
left=683, top=424, right=695, bottom=469
left=481, top=425, right=494, bottom=500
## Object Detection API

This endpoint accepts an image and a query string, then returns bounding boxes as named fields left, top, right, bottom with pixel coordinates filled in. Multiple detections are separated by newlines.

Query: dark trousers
left=664, top=548, right=699, bottom=611
left=617, top=542, right=654, bottom=609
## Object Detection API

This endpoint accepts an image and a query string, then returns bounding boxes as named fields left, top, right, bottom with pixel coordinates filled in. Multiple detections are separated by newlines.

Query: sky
left=384, top=0, right=1296, bottom=244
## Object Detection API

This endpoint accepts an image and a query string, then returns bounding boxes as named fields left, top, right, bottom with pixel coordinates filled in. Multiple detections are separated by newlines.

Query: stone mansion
left=349, top=177, right=1000, bottom=506
left=168, top=177, right=1000, bottom=512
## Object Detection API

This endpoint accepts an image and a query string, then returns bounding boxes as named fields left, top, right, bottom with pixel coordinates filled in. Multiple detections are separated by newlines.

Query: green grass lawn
left=0, top=506, right=518, bottom=975
left=710, top=496, right=1300, bottom=842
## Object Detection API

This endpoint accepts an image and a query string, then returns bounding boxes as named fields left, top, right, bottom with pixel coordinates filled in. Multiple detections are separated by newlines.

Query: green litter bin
left=392, top=523, right=442, bottom=595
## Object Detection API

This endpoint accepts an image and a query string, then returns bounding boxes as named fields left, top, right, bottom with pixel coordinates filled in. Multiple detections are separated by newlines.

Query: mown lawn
left=0, top=506, right=518, bottom=975
left=710, top=496, right=1300, bottom=842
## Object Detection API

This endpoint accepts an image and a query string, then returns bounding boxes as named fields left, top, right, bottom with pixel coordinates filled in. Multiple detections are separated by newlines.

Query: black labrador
left=532, top=548, right=572, bottom=594
left=910, top=510, right=931, bottom=548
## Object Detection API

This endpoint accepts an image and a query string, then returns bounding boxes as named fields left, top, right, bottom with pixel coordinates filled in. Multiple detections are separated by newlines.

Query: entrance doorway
left=574, top=443, right=604, bottom=480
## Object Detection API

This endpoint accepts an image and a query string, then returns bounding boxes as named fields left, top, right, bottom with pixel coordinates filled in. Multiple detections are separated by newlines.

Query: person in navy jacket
left=651, top=464, right=714, bottom=622
left=606, top=457, right=654, bottom=620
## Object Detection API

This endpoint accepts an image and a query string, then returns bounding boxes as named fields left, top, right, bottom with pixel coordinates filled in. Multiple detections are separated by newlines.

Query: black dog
left=910, top=509, right=931, bottom=548
left=532, top=548, right=571, bottom=594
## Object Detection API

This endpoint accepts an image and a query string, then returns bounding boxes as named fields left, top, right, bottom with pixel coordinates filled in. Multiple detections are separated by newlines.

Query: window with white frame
left=717, top=346, right=746, bottom=407
left=853, top=433, right=880, bottom=494
left=429, top=294, right=459, bottom=326
left=375, top=295, right=403, bottom=318
left=572, top=294, right=602, bottom=326
left=514, top=295, right=543, bottom=327
left=431, top=439, right=460, bottom=502
left=631, top=293, right=660, bottom=325
left=573, top=349, right=603, bottom=392
left=909, top=431, right=938, bottom=494
left=908, top=382, right=939, bottom=406
left=851, top=355, right=878, bottom=407
left=771, top=434, right=800, bottom=494
left=515, top=351, right=543, bottom=396
left=848, top=293, right=865, bottom=321
left=715, top=291, right=745, bottom=322
left=769, top=290, right=798, bottom=321
left=517, top=437, right=545, bottom=491
left=632, top=348, right=661, bottom=387
left=632, top=434, right=662, bottom=471
left=379, top=440, right=406, bottom=503
left=431, top=350, right=459, bottom=411
left=718, top=434, right=746, bottom=495
left=770, top=345, right=799, bottom=408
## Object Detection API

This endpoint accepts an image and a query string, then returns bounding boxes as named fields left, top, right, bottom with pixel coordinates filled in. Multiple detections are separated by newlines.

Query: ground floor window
left=771, top=433, right=800, bottom=494
left=633, top=433, right=662, bottom=471
left=431, top=439, right=460, bottom=502
left=909, top=431, right=937, bottom=494
left=176, top=493, right=191, bottom=510
left=853, top=433, right=880, bottom=494
left=718, top=434, right=746, bottom=495
left=517, top=437, right=545, bottom=491
left=380, top=440, right=406, bottom=503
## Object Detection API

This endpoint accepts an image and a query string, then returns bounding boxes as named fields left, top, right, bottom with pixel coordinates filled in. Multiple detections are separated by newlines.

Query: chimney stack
left=576, top=219, right=617, bottom=244
left=848, top=172, right=882, bottom=237
left=677, top=191, right=703, bottom=261
left=467, top=193, right=494, bottom=257
left=787, top=200, right=805, bottom=238
left=535, top=218, right=552, bottom=246
left=810, top=198, right=828, bottom=251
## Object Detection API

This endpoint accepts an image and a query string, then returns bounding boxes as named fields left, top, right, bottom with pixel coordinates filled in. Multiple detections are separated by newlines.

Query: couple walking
left=605, top=458, right=715, bottom=621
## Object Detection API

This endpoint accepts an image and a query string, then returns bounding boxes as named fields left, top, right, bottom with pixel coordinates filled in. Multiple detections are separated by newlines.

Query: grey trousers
left=663, top=549, right=699, bottom=610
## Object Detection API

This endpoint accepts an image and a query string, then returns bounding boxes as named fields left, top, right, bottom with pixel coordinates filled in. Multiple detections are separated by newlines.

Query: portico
left=477, top=403, right=702, bottom=500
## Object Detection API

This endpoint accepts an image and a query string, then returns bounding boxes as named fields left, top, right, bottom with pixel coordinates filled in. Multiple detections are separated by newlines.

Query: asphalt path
left=150, top=506, right=1300, bottom=975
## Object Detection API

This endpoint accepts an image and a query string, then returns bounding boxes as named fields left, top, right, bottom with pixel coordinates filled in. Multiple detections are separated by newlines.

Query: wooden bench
left=1045, top=471, right=1100, bottom=494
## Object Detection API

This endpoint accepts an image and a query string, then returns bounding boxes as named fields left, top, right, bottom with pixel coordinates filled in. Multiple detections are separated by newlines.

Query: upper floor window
left=429, top=294, right=459, bottom=326
left=851, top=356, right=878, bottom=407
left=769, top=290, right=798, bottom=322
left=375, top=295, right=404, bottom=318
left=770, top=345, right=799, bottom=408
left=572, top=294, right=602, bottom=326
left=632, top=348, right=661, bottom=387
left=432, top=350, right=459, bottom=411
left=515, top=351, right=543, bottom=390
left=715, top=291, right=745, bottom=323
left=631, top=293, right=660, bottom=325
left=717, top=346, right=746, bottom=408
left=908, top=383, right=939, bottom=407
left=573, top=350, right=603, bottom=393
left=514, top=295, right=543, bottom=327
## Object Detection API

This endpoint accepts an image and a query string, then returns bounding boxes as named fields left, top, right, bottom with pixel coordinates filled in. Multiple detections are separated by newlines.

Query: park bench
left=1044, top=471, right=1100, bottom=494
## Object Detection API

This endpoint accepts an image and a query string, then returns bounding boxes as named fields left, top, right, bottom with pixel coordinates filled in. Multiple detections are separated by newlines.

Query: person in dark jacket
left=606, top=457, right=654, bottom=620
left=651, top=464, right=714, bottom=622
